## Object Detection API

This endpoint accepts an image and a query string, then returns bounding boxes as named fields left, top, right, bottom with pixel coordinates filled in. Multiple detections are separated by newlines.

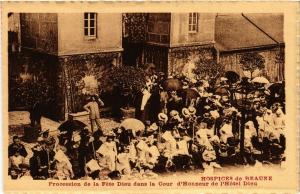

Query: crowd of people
left=8, top=70, right=286, bottom=180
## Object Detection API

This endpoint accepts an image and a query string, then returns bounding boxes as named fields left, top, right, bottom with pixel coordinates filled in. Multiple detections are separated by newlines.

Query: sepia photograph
left=6, top=12, right=288, bottom=182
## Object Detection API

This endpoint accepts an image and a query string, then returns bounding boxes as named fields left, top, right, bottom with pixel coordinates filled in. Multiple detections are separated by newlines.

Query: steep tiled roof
left=215, top=13, right=283, bottom=52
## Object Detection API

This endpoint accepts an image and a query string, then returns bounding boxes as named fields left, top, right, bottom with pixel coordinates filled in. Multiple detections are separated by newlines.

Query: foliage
left=101, top=66, right=147, bottom=107
left=239, top=53, right=265, bottom=78
left=193, top=58, right=225, bottom=88
left=10, top=77, right=55, bottom=109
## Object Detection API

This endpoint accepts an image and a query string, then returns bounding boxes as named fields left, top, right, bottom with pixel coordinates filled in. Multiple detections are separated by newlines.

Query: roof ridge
left=241, top=13, right=279, bottom=45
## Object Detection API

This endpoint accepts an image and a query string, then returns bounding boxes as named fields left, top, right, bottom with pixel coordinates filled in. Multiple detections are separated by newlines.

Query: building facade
left=9, top=13, right=123, bottom=120
left=124, top=13, right=284, bottom=82
left=123, top=13, right=217, bottom=75
left=215, top=13, right=284, bottom=82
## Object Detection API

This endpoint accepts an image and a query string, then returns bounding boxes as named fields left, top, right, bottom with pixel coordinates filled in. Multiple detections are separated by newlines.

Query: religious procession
left=7, top=13, right=285, bottom=181
left=8, top=68, right=286, bottom=180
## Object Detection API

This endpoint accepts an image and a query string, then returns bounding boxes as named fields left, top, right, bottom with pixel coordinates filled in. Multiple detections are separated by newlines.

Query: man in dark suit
left=8, top=136, right=27, bottom=157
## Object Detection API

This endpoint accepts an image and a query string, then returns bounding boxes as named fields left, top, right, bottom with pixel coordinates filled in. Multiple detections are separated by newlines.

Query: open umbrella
left=58, top=120, right=87, bottom=132
left=225, top=71, right=240, bottom=84
left=252, top=76, right=269, bottom=84
left=184, top=88, right=200, bottom=99
left=120, top=118, right=145, bottom=135
left=267, top=82, right=284, bottom=93
left=163, top=78, right=183, bottom=91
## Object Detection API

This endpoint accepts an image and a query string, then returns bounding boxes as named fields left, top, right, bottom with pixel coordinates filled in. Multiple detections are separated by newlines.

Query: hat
left=158, top=113, right=168, bottom=123
left=182, top=108, right=190, bottom=117
left=106, top=131, right=116, bottom=137
left=212, top=95, right=221, bottom=100
left=210, top=110, right=220, bottom=119
left=148, top=123, right=158, bottom=132
left=253, top=98, right=260, bottom=102
left=171, top=91, right=177, bottom=95
left=170, top=110, right=179, bottom=118
left=220, top=77, right=228, bottom=82
left=203, top=112, right=211, bottom=118
left=259, top=96, right=266, bottom=101
left=188, top=106, right=197, bottom=115
left=204, top=105, right=211, bottom=110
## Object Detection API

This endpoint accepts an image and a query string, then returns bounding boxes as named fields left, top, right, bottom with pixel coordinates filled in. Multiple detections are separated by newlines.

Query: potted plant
left=101, top=66, right=147, bottom=118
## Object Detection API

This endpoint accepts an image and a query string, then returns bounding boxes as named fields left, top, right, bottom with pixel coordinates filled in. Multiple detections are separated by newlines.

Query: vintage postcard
left=2, top=1, right=299, bottom=193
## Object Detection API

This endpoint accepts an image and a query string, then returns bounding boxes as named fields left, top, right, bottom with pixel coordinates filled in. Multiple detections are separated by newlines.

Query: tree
left=193, top=59, right=225, bottom=88
left=239, top=52, right=265, bottom=79
left=101, top=66, right=147, bottom=109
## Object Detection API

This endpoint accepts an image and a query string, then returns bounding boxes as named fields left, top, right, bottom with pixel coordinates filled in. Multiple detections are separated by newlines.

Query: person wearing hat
left=144, top=138, right=160, bottom=170
left=77, top=128, right=95, bottom=178
left=268, top=128, right=285, bottom=164
left=169, top=110, right=183, bottom=124
left=116, top=145, right=131, bottom=176
left=157, top=112, right=170, bottom=143
left=273, top=106, right=285, bottom=131
left=135, top=137, right=149, bottom=167
left=178, top=108, right=191, bottom=136
left=243, top=121, right=257, bottom=165
left=9, top=149, right=26, bottom=179
left=8, top=136, right=27, bottom=158
left=29, top=144, right=43, bottom=179
left=263, top=109, right=274, bottom=132
left=160, top=130, right=177, bottom=170
left=172, top=133, right=191, bottom=171
left=182, top=108, right=190, bottom=120
left=204, top=119, right=220, bottom=148
left=167, top=91, right=183, bottom=115
left=118, top=127, right=134, bottom=147
left=96, top=132, right=117, bottom=171
left=146, top=123, right=159, bottom=141
left=38, top=129, right=57, bottom=151
left=29, top=100, right=43, bottom=127
left=53, top=159, right=74, bottom=180
left=83, top=95, right=105, bottom=133
left=33, top=140, right=56, bottom=179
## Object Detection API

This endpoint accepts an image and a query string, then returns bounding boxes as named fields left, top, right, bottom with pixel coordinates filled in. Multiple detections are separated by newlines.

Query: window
left=188, top=13, right=198, bottom=33
left=84, top=13, right=97, bottom=38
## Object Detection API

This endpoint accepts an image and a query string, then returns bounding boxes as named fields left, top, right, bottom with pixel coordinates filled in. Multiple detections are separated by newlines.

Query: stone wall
left=144, top=44, right=169, bottom=73
left=59, top=52, right=122, bottom=113
left=20, top=13, right=58, bottom=54
left=168, top=45, right=216, bottom=76
left=219, top=47, right=285, bottom=82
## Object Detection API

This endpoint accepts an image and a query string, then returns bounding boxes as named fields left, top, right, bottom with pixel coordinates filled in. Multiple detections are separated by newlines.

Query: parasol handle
left=47, top=149, right=51, bottom=178
left=192, top=123, right=195, bottom=143
left=158, top=126, right=161, bottom=143
left=92, top=141, right=96, bottom=159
